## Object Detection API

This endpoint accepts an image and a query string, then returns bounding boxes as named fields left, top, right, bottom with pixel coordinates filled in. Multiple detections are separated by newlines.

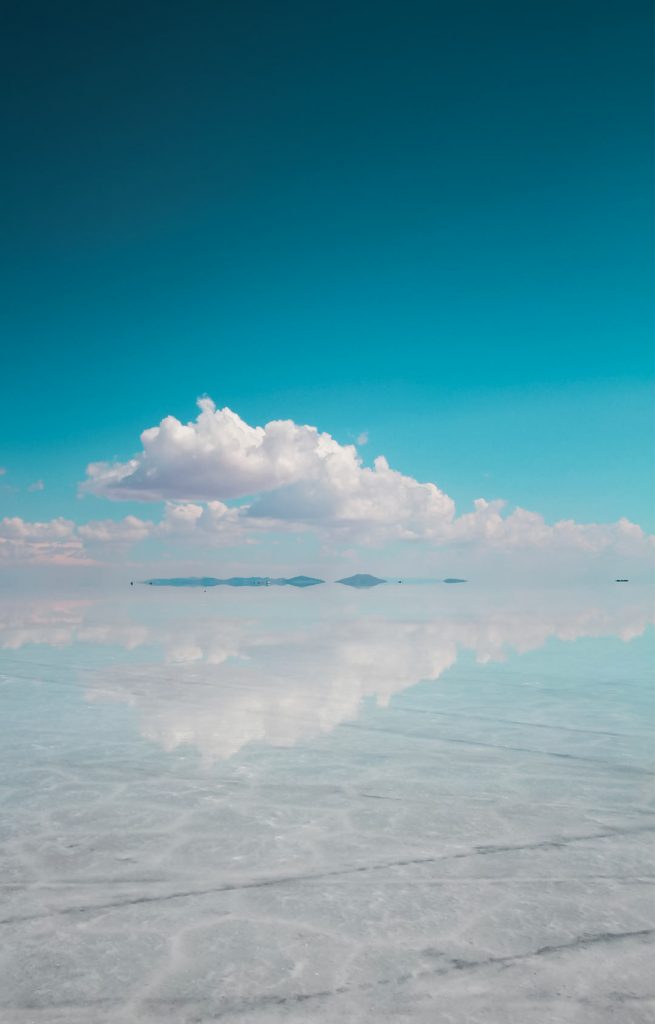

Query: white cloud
left=0, top=516, right=88, bottom=565
left=75, top=398, right=654, bottom=562
left=0, top=467, right=6, bottom=476
left=27, top=480, right=45, bottom=492
left=0, top=515, right=158, bottom=565
left=0, top=516, right=76, bottom=541
left=156, top=501, right=259, bottom=549
left=81, top=398, right=457, bottom=540
left=1, top=400, right=652, bottom=567
left=449, top=499, right=652, bottom=555
left=159, top=500, right=242, bottom=538
left=357, top=431, right=368, bottom=445
left=82, top=398, right=360, bottom=503
left=78, top=515, right=154, bottom=545
left=247, top=454, right=456, bottom=543
left=0, top=505, right=249, bottom=565
left=81, top=399, right=456, bottom=540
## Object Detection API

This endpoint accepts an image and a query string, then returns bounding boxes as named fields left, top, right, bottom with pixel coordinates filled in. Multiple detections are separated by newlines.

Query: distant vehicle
left=615, top=578, right=629, bottom=583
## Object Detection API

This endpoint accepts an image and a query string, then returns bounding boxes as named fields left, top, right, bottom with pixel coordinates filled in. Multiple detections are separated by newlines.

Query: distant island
left=140, top=574, right=469, bottom=589
left=143, top=576, right=324, bottom=588
left=336, top=574, right=387, bottom=588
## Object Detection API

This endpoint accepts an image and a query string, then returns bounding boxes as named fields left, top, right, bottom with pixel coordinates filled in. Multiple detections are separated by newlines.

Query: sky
left=1, top=0, right=653, bottom=579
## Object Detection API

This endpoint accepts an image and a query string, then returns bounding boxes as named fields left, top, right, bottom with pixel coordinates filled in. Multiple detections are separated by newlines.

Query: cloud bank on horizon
left=1, top=398, right=652, bottom=568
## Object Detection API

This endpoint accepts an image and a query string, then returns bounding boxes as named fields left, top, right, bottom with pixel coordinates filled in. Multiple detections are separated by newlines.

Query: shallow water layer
left=0, top=585, right=653, bottom=1023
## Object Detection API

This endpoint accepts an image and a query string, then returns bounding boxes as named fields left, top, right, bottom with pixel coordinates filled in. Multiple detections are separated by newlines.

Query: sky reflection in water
left=1, top=585, right=652, bottom=764
left=0, top=586, right=654, bottom=1023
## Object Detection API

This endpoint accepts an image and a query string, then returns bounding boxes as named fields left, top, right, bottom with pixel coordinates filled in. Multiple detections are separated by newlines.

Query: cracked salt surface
left=0, top=585, right=653, bottom=1023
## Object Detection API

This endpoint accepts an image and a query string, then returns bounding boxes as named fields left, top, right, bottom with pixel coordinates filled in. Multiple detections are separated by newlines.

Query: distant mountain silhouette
left=143, top=576, right=324, bottom=588
left=284, top=576, right=326, bottom=587
left=336, top=574, right=386, bottom=588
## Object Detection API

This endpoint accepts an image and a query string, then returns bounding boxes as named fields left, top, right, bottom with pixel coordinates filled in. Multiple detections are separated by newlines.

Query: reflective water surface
left=0, top=585, right=653, bottom=1023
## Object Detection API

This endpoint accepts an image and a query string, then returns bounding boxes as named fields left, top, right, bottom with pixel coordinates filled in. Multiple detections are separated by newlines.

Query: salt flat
left=0, top=585, right=653, bottom=1023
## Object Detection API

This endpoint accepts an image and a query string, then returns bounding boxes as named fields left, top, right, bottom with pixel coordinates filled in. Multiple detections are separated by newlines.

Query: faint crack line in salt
left=340, top=722, right=654, bottom=775
left=2, top=826, right=654, bottom=926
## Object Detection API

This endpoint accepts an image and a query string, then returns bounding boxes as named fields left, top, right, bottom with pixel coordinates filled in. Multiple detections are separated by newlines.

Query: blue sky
left=0, top=1, right=653, bottom=573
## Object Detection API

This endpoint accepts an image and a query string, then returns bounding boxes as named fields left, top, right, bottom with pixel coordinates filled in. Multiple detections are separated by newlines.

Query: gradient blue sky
left=1, top=1, right=653, bottom=540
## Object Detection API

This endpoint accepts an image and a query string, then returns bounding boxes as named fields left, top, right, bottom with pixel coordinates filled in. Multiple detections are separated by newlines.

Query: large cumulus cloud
left=81, top=398, right=457, bottom=541
left=81, top=399, right=366, bottom=501
left=2, top=398, right=652, bottom=565
left=76, top=397, right=653, bottom=555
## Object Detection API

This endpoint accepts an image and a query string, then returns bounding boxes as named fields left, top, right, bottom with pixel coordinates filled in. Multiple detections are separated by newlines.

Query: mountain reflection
left=0, top=589, right=652, bottom=761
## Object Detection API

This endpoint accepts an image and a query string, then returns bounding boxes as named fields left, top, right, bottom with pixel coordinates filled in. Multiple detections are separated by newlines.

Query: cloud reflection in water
left=1, top=589, right=652, bottom=762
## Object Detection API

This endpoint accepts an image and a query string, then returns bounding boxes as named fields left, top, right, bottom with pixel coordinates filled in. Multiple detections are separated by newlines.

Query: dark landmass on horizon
left=143, top=576, right=324, bottom=588
left=336, top=574, right=387, bottom=588
left=139, top=575, right=475, bottom=589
